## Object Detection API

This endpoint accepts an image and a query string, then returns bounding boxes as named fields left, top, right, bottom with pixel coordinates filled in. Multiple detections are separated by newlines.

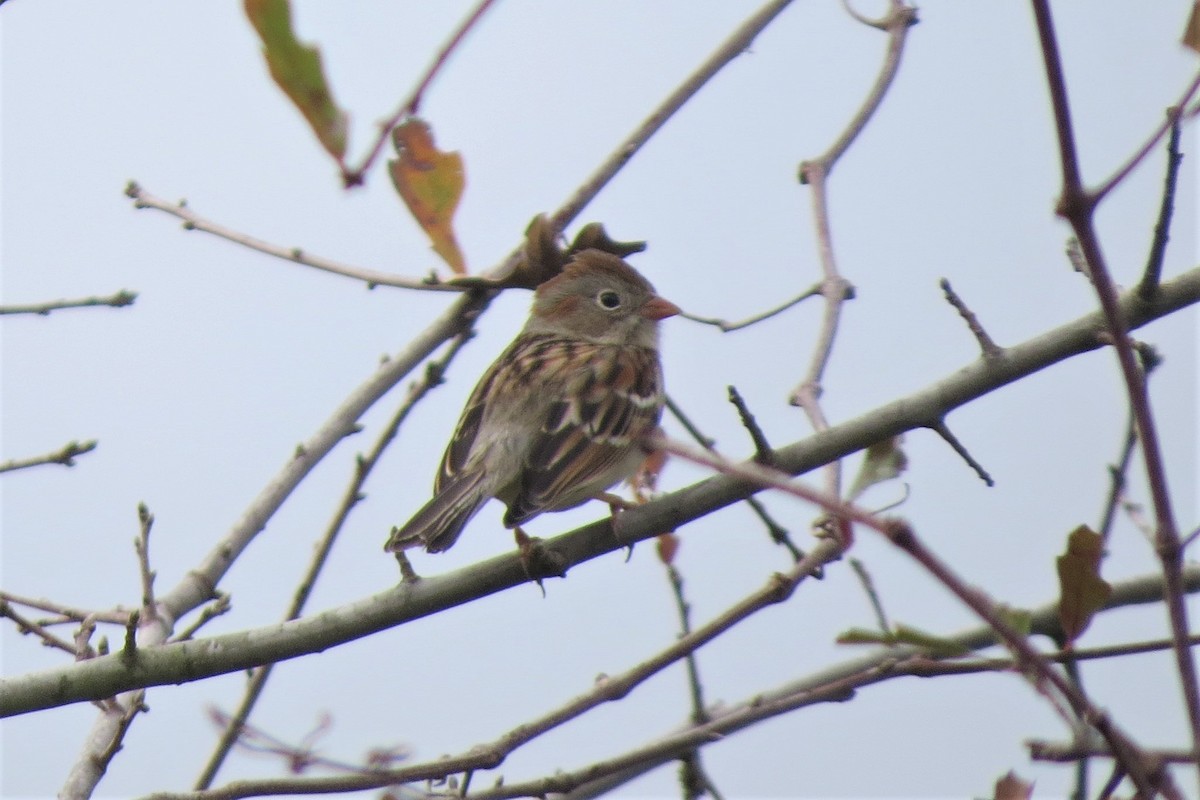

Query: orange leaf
left=389, top=118, right=467, bottom=274
left=244, top=0, right=348, bottom=162
left=1056, top=525, right=1111, bottom=646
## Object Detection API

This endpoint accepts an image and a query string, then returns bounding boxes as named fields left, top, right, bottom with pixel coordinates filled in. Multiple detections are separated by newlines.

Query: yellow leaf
left=244, top=0, right=348, bottom=161
left=389, top=118, right=467, bottom=274
left=1056, top=525, right=1111, bottom=646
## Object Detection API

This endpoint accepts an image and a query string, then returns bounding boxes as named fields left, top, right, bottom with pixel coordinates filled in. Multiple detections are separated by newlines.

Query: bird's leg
left=391, top=550, right=421, bottom=584
left=594, top=492, right=637, bottom=561
left=513, top=527, right=568, bottom=596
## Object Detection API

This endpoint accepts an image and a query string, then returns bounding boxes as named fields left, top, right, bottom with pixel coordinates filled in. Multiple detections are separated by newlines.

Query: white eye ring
left=596, top=290, right=622, bottom=310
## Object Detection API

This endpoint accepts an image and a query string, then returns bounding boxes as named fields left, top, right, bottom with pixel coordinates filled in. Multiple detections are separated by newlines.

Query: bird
left=384, top=249, right=679, bottom=555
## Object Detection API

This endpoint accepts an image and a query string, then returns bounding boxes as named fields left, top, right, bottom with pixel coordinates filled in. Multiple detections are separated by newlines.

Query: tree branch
left=0, top=290, right=137, bottom=316
left=8, top=263, right=1200, bottom=718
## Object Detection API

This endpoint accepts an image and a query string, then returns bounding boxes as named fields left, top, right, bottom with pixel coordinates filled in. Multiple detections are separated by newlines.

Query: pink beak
left=641, top=295, right=682, bottom=321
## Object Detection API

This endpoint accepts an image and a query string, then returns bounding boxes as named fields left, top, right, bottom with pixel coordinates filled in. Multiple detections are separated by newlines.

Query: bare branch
left=1031, top=0, right=1200, bottom=769
left=727, top=386, right=776, bottom=466
left=1092, top=74, right=1200, bottom=205
left=679, top=286, right=819, bottom=332
left=0, top=600, right=79, bottom=656
left=341, top=0, right=499, bottom=187
left=940, top=278, right=1002, bottom=359
left=8, top=263, right=1200, bottom=717
left=929, top=419, right=994, bottom=487
left=848, top=557, right=891, bottom=635
left=134, top=504, right=157, bottom=623
left=655, top=434, right=1170, bottom=793
left=0, top=290, right=137, bottom=316
left=0, top=440, right=98, bottom=474
left=1030, top=739, right=1196, bottom=766
left=790, top=2, right=916, bottom=500
left=194, top=331, right=474, bottom=789
left=1138, top=113, right=1185, bottom=300
left=0, top=591, right=130, bottom=626
left=125, top=182, right=456, bottom=292
left=666, top=394, right=803, bottom=561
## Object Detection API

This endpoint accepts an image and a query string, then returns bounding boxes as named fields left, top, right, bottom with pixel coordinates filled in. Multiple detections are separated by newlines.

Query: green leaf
left=1056, top=524, right=1111, bottom=646
left=245, top=0, right=348, bottom=161
left=389, top=118, right=467, bottom=273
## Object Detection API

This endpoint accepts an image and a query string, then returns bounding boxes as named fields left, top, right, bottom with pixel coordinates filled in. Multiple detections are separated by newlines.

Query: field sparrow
left=385, top=249, right=679, bottom=554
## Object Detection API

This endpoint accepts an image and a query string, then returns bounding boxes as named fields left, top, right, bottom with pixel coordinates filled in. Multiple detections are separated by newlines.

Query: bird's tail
left=384, top=471, right=491, bottom=554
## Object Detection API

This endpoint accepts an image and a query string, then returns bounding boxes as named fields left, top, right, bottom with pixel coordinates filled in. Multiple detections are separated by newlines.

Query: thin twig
left=0, top=600, right=80, bottom=656
left=664, top=396, right=716, bottom=449
left=194, top=331, right=470, bottom=786
left=0, top=591, right=130, bottom=626
left=1031, top=0, right=1200, bottom=777
left=0, top=440, right=98, bottom=474
left=929, top=419, right=994, bottom=487
left=655, top=433, right=1172, bottom=796
left=134, top=504, right=158, bottom=623
left=125, top=182, right=456, bottom=292
left=15, top=264, right=1200, bottom=719
left=1138, top=113, right=1184, bottom=300
left=663, top=562, right=724, bottom=800
left=790, top=1, right=917, bottom=502
left=172, top=594, right=232, bottom=643
left=194, top=332, right=474, bottom=790
left=939, top=278, right=1001, bottom=359
left=1030, top=740, right=1197, bottom=766
left=848, top=558, right=891, bottom=634
left=727, top=386, right=776, bottom=466
left=1092, top=73, right=1200, bottom=204
left=666, top=394, right=804, bottom=561
left=680, top=286, right=819, bottom=332
left=141, top=539, right=841, bottom=800
left=64, top=8, right=802, bottom=794
left=341, top=0, right=499, bottom=187
left=0, top=290, right=137, bottom=316
left=1097, top=417, right=1138, bottom=544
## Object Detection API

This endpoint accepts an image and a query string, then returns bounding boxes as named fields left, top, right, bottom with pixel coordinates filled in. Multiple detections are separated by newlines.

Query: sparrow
left=385, top=249, right=679, bottom=554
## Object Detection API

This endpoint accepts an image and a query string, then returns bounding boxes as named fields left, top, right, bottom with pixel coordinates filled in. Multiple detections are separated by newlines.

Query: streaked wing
left=504, top=342, right=663, bottom=526
left=435, top=333, right=579, bottom=492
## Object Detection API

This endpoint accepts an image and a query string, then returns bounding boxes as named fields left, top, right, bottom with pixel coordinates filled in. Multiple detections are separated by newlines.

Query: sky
left=2, top=2, right=1199, bottom=798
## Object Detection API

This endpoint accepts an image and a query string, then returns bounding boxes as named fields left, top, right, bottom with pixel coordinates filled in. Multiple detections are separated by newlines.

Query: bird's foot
left=514, top=527, right=568, bottom=596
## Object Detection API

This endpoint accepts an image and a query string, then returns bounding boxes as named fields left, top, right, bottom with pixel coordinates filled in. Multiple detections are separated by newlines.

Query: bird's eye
left=596, top=290, right=622, bottom=310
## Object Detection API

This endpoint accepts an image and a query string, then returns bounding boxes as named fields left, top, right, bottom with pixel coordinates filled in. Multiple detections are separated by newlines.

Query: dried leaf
left=244, top=0, right=348, bottom=161
left=656, top=533, right=680, bottom=565
left=847, top=436, right=908, bottom=501
left=389, top=118, right=467, bottom=274
left=447, top=215, right=646, bottom=290
left=1183, top=1, right=1200, bottom=54
left=994, top=770, right=1034, bottom=800
left=1056, top=525, right=1111, bottom=646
